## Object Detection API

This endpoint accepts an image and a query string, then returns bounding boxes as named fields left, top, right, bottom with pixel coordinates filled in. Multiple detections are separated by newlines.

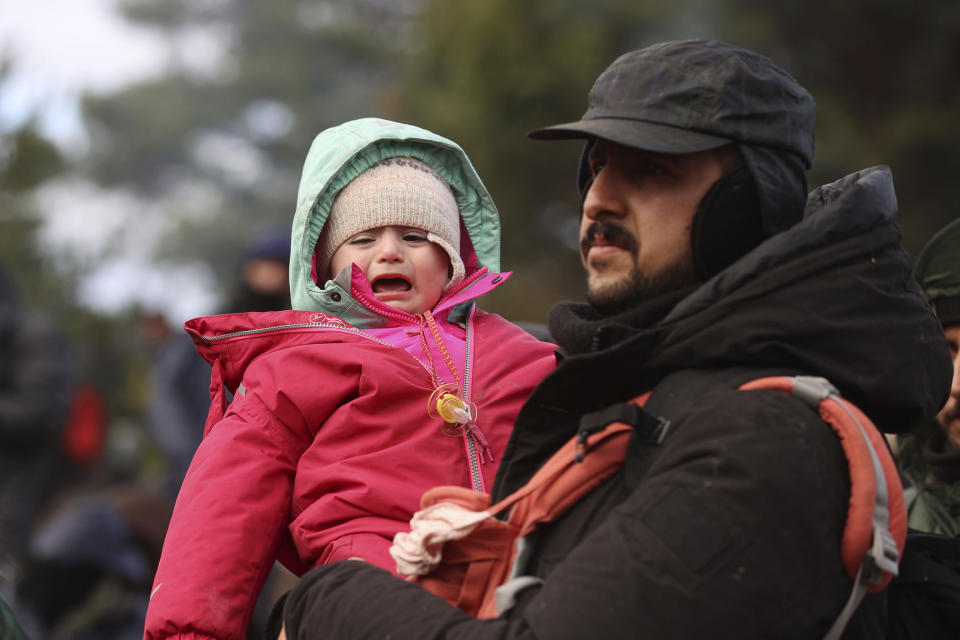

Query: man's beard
left=582, top=220, right=699, bottom=314
left=938, top=400, right=960, bottom=450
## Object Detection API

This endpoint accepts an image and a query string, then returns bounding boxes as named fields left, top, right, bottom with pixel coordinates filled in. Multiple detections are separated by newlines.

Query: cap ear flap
left=577, top=140, right=595, bottom=202
left=691, top=167, right=764, bottom=280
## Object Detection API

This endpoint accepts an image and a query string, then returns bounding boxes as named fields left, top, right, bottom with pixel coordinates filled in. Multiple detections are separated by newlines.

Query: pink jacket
left=143, top=268, right=556, bottom=639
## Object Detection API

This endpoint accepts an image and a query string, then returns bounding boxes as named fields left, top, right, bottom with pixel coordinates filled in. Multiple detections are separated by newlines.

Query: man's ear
left=690, top=167, right=763, bottom=280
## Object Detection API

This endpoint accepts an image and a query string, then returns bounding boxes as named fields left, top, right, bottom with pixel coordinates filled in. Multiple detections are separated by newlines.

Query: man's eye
left=589, top=159, right=606, bottom=177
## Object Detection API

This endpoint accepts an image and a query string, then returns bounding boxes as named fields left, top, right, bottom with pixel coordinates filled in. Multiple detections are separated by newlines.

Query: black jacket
left=278, top=167, right=952, bottom=639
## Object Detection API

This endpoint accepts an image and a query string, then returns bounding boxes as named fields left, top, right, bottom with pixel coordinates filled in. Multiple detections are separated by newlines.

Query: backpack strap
left=484, top=393, right=664, bottom=617
left=494, top=399, right=652, bottom=530
left=740, top=376, right=906, bottom=640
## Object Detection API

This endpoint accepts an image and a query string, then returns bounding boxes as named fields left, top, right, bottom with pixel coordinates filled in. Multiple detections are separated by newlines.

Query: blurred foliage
left=82, top=0, right=406, bottom=279
left=717, top=0, right=960, bottom=255
left=0, top=120, right=72, bottom=313
left=0, top=126, right=63, bottom=192
left=2, top=0, right=958, bottom=471
left=0, top=125, right=143, bottom=443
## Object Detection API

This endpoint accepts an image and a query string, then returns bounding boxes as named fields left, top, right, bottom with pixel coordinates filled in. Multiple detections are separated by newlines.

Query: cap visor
left=529, top=118, right=731, bottom=154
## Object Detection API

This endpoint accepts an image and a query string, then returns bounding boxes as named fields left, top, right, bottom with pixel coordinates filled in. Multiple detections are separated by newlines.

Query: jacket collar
left=316, top=264, right=510, bottom=329
left=184, top=267, right=511, bottom=390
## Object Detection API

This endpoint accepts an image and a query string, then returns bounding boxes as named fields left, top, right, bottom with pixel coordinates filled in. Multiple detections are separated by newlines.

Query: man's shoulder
left=646, top=369, right=849, bottom=451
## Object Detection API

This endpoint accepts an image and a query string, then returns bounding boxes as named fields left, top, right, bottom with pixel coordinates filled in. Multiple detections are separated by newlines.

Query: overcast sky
left=0, top=0, right=225, bottom=323
left=0, top=0, right=170, bottom=145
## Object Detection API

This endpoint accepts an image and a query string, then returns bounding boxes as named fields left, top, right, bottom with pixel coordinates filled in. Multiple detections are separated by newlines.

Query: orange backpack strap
left=480, top=391, right=665, bottom=617
left=740, top=376, right=906, bottom=640
left=399, top=391, right=662, bottom=619
left=496, top=389, right=661, bottom=531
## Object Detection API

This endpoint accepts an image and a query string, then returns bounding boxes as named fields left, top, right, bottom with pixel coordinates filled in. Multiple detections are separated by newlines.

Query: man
left=272, top=40, right=951, bottom=639
left=898, top=218, right=960, bottom=536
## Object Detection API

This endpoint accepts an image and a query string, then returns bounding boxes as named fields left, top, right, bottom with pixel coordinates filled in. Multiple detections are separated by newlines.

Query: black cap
left=530, top=39, right=815, bottom=165
left=531, top=40, right=815, bottom=236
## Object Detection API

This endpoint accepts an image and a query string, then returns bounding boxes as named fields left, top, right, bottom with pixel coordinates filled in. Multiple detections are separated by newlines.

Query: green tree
left=0, top=121, right=70, bottom=311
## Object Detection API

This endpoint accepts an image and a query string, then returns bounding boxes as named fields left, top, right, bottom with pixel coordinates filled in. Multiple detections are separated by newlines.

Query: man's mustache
left=581, top=221, right=638, bottom=259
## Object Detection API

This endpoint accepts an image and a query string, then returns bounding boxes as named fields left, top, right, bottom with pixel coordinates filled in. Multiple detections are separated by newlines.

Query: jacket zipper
left=461, top=308, right=484, bottom=492
left=432, top=267, right=489, bottom=310
left=197, top=320, right=435, bottom=373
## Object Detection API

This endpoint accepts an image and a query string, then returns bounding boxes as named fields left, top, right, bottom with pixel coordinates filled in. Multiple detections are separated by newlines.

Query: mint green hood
left=289, top=118, right=501, bottom=322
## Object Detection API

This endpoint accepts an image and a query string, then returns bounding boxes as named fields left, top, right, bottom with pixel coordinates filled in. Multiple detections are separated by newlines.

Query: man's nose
left=582, top=168, right=624, bottom=221
left=951, top=352, right=960, bottom=397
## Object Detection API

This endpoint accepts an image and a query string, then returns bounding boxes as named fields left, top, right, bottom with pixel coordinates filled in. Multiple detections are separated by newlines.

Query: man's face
left=579, top=140, right=725, bottom=311
left=937, top=324, right=960, bottom=448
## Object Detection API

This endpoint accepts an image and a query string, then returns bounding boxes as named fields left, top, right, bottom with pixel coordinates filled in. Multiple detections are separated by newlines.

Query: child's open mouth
left=372, top=276, right=412, bottom=293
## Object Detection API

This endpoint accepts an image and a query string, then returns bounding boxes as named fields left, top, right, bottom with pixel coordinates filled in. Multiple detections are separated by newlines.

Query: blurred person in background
left=14, top=485, right=171, bottom=640
left=139, top=310, right=211, bottom=502
left=0, top=264, right=75, bottom=600
left=225, top=229, right=292, bottom=314
left=898, top=218, right=960, bottom=536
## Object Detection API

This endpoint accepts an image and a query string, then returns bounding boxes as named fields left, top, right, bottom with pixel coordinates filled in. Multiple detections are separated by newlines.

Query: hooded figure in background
left=225, top=230, right=292, bottom=314
left=143, top=119, right=557, bottom=639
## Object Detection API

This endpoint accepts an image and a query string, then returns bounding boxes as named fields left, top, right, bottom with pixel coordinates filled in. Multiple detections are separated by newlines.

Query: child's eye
left=403, top=232, right=428, bottom=242
left=348, top=235, right=374, bottom=245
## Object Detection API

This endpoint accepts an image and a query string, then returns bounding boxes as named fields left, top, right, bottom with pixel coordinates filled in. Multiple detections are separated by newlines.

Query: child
left=143, top=118, right=557, bottom=639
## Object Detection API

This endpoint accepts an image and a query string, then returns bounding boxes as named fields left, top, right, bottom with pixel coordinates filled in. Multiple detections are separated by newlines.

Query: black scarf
left=547, top=285, right=697, bottom=356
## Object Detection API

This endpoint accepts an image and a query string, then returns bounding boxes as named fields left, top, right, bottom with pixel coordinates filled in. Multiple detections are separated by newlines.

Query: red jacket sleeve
left=143, top=350, right=348, bottom=640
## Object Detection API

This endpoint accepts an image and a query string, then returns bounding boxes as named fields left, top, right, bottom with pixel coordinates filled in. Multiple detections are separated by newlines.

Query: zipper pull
left=468, top=422, right=495, bottom=463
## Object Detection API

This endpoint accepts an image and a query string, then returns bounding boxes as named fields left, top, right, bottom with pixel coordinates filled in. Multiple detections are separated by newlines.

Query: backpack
left=389, top=375, right=906, bottom=639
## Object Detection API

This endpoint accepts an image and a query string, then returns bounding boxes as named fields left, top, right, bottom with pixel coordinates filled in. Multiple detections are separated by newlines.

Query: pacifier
left=428, top=383, right=477, bottom=427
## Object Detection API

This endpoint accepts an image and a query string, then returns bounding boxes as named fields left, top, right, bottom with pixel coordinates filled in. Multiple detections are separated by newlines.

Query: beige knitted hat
left=316, top=157, right=464, bottom=288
